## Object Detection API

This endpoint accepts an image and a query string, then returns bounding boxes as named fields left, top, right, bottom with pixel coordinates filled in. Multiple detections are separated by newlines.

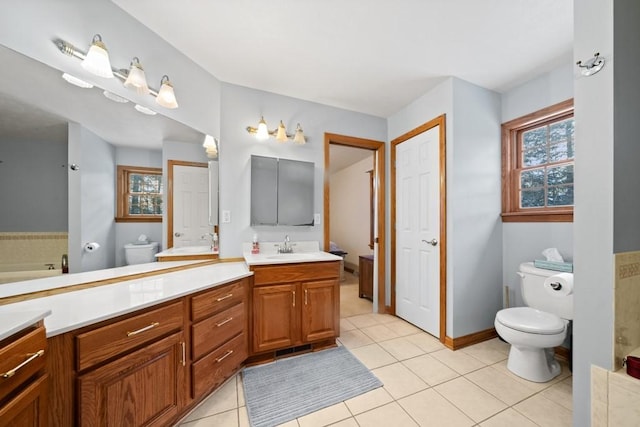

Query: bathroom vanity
left=0, top=244, right=341, bottom=426
left=0, top=311, right=50, bottom=426
left=244, top=248, right=342, bottom=364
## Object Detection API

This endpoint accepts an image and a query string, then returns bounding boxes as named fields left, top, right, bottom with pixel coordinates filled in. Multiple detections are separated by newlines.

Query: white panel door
left=396, top=126, right=440, bottom=337
left=172, top=165, right=210, bottom=247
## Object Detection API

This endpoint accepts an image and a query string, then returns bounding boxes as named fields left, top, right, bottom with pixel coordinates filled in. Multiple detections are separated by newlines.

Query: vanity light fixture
left=55, top=36, right=179, bottom=109
left=61, top=73, right=93, bottom=89
left=81, top=34, right=114, bottom=78
left=203, top=135, right=219, bottom=159
left=246, top=117, right=306, bottom=144
left=155, top=75, right=178, bottom=109
left=123, top=57, right=149, bottom=95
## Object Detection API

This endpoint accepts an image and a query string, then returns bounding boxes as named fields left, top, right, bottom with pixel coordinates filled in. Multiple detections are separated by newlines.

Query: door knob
left=174, top=232, right=183, bottom=237
left=422, top=238, right=438, bottom=246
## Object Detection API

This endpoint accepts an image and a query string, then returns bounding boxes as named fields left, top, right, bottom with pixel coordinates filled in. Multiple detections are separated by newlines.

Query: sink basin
left=264, top=253, right=319, bottom=260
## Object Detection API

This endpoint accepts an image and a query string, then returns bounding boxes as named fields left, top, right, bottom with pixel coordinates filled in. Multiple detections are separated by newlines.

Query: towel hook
left=576, top=52, right=605, bottom=76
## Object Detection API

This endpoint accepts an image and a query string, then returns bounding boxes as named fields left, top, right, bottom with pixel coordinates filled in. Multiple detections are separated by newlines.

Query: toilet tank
left=519, top=262, right=573, bottom=320
left=124, top=242, right=159, bottom=265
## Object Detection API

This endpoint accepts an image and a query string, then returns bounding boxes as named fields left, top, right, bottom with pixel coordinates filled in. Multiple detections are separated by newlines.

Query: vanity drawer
left=252, top=261, right=340, bottom=286
left=0, top=326, right=47, bottom=402
left=191, top=279, right=246, bottom=321
left=76, top=301, right=183, bottom=372
left=192, top=332, right=247, bottom=398
left=192, top=302, right=245, bottom=360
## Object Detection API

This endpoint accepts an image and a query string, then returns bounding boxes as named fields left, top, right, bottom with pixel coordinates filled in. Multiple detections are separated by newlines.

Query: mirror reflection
left=0, top=44, right=218, bottom=284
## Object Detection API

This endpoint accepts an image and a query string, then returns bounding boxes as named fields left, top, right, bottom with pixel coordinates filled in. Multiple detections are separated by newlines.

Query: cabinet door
left=78, top=332, right=186, bottom=427
left=301, top=280, right=339, bottom=343
left=0, top=374, right=48, bottom=427
left=252, top=284, right=298, bottom=353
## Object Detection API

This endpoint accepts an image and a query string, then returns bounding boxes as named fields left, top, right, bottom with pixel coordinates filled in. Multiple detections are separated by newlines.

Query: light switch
left=314, top=213, right=321, bottom=225
left=222, top=210, right=231, bottom=223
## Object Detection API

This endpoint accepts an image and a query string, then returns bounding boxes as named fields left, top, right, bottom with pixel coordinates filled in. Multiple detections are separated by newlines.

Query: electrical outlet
left=222, top=210, right=231, bottom=223
left=314, top=213, right=321, bottom=225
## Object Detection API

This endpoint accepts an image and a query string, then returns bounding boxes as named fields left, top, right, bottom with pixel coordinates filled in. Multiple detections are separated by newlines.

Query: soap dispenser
left=212, top=232, right=219, bottom=253
left=61, top=254, right=69, bottom=274
left=251, top=234, right=260, bottom=254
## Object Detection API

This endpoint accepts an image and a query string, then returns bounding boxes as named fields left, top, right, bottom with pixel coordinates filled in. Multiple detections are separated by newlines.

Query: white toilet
left=494, top=262, right=573, bottom=382
left=124, top=242, right=159, bottom=265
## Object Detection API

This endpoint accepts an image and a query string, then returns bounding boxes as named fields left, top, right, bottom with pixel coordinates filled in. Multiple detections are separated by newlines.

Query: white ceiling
left=112, top=0, right=573, bottom=118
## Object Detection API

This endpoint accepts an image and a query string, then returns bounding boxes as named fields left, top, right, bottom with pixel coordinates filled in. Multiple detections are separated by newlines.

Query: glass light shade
left=62, top=73, right=93, bottom=88
left=134, top=104, right=157, bottom=115
left=124, top=58, right=149, bottom=95
left=155, top=75, right=178, bottom=109
left=275, top=121, right=288, bottom=142
left=256, top=117, right=269, bottom=141
left=293, top=123, right=306, bottom=144
left=103, top=90, right=129, bottom=103
left=203, top=135, right=219, bottom=158
left=81, top=35, right=114, bottom=78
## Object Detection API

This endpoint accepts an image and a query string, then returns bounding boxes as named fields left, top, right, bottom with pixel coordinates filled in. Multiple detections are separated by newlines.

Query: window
left=116, top=165, right=163, bottom=222
left=502, top=99, right=574, bottom=222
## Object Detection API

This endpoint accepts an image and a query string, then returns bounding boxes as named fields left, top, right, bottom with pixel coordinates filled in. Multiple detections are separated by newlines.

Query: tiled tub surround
left=589, top=251, right=640, bottom=426
left=0, top=232, right=68, bottom=283
left=614, top=251, right=640, bottom=369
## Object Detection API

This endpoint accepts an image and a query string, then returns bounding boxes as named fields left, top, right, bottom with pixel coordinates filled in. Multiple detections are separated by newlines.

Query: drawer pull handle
left=181, top=342, right=186, bottom=367
left=216, top=294, right=233, bottom=302
left=2, top=349, right=45, bottom=379
left=292, top=290, right=296, bottom=307
left=216, top=317, right=233, bottom=327
left=305, top=289, right=308, bottom=305
left=126, top=322, right=159, bottom=337
left=216, top=349, right=234, bottom=363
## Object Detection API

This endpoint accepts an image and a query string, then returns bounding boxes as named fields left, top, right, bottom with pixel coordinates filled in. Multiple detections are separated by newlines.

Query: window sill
left=501, top=211, right=573, bottom=223
left=115, top=217, right=163, bottom=223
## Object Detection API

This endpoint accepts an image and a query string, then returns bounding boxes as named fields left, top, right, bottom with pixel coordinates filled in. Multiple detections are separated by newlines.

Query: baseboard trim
left=444, top=328, right=498, bottom=350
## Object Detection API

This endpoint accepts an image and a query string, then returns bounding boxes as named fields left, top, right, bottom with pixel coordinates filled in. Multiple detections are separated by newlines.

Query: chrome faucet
left=278, top=235, right=293, bottom=253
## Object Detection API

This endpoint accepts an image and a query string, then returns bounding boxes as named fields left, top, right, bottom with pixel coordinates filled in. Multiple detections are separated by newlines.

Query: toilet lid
left=496, top=307, right=565, bottom=335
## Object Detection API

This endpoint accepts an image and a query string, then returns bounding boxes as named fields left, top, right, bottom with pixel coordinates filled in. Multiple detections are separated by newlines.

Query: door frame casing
left=391, top=115, right=447, bottom=343
left=323, top=133, right=386, bottom=314
left=166, top=160, right=207, bottom=248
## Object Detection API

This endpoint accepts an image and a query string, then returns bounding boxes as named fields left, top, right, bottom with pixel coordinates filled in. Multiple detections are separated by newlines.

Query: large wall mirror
left=0, top=44, right=218, bottom=283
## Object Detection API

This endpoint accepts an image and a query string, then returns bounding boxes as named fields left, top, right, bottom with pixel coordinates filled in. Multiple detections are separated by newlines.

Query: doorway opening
left=324, top=133, right=386, bottom=316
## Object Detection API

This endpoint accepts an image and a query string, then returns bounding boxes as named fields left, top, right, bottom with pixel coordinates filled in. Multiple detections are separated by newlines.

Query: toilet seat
left=496, top=307, right=565, bottom=335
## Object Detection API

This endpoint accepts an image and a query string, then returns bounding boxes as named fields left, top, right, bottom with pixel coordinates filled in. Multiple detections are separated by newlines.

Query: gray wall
left=114, top=147, right=162, bottom=267
left=573, top=0, right=615, bottom=425
left=218, top=83, right=387, bottom=259
left=0, top=135, right=68, bottom=231
left=500, top=64, right=574, bottom=307
left=613, top=0, right=640, bottom=253
left=68, top=123, right=116, bottom=273
left=387, top=78, right=503, bottom=338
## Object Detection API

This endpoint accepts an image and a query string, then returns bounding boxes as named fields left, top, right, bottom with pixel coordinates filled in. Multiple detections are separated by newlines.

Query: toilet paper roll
left=84, top=242, right=101, bottom=252
left=543, top=272, right=574, bottom=297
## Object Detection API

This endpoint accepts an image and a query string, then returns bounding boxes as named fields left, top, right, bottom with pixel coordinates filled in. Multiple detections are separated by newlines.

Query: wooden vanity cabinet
left=250, top=261, right=340, bottom=356
left=0, top=322, right=48, bottom=427
left=189, top=278, right=248, bottom=400
left=76, top=302, right=186, bottom=427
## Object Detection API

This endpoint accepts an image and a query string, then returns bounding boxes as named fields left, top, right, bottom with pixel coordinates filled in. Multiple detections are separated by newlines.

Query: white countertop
left=244, top=251, right=343, bottom=266
left=0, top=309, right=51, bottom=341
left=155, top=246, right=218, bottom=257
left=0, top=262, right=251, bottom=338
left=0, top=260, right=205, bottom=300
left=242, top=240, right=342, bottom=266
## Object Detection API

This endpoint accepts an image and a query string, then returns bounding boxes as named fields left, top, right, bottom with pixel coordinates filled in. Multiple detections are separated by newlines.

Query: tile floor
left=177, top=273, right=573, bottom=427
